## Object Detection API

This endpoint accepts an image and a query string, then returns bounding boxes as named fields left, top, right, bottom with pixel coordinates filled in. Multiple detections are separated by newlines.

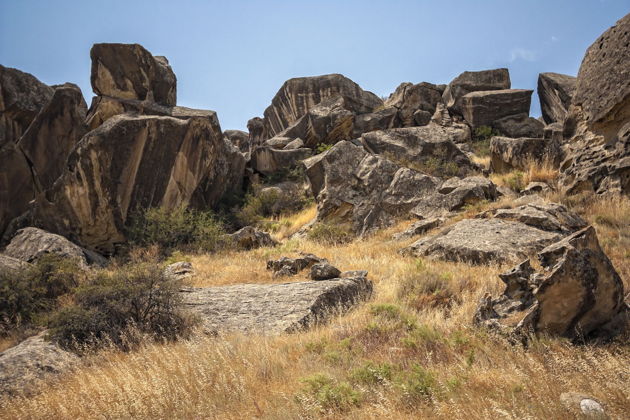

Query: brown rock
left=385, top=82, right=443, bottom=126
left=490, top=136, right=561, bottom=173
left=442, top=68, right=511, bottom=115
left=460, top=89, right=533, bottom=128
left=0, top=142, right=36, bottom=238
left=224, top=130, right=249, bottom=153
left=492, top=113, right=544, bottom=138
left=537, top=72, right=576, bottom=124
left=250, top=146, right=311, bottom=176
left=224, top=226, right=278, bottom=250
left=90, top=43, right=176, bottom=106
left=352, top=106, right=400, bottom=138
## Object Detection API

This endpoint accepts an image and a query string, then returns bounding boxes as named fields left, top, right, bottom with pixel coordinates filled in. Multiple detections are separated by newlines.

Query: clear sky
left=1, top=0, right=628, bottom=130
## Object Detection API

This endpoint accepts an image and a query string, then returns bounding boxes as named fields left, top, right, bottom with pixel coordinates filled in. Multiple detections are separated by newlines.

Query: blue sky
left=1, top=1, right=628, bottom=130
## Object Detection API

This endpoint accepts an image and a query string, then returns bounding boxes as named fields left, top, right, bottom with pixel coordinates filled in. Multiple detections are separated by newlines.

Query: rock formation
left=385, top=82, right=444, bottom=126
left=537, top=72, right=576, bottom=124
left=490, top=136, right=561, bottom=173
left=442, top=68, right=511, bottom=115
left=460, top=89, right=533, bottom=129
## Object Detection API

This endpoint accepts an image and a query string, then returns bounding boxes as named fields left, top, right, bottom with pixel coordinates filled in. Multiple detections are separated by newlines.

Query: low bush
left=472, top=125, right=501, bottom=157
left=49, top=263, right=196, bottom=352
left=297, top=373, right=362, bottom=412
left=0, top=255, right=84, bottom=335
left=236, top=184, right=308, bottom=227
left=127, top=205, right=226, bottom=253
left=307, top=222, right=353, bottom=245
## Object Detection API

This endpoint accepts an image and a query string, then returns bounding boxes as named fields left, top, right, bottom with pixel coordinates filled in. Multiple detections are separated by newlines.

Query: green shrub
left=307, top=222, right=353, bottom=245
left=236, top=184, right=308, bottom=227
left=351, top=362, right=394, bottom=385
left=298, top=373, right=362, bottom=412
left=316, top=143, right=333, bottom=154
left=49, top=263, right=196, bottom=351
left=399, top=364, right=436, bottom=403
left=127, top=205, right=226, bottom=252
left=0, top=255, right=84, bottom=335
left=506, top=170, right=526, bottom=192
left=472, top=125, right=501, bottom=157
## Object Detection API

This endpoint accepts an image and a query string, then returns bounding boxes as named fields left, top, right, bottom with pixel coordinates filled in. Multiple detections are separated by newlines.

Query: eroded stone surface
left=537, top=72, right=576, bottom=124
left=460, top=89, right=533, bottom=128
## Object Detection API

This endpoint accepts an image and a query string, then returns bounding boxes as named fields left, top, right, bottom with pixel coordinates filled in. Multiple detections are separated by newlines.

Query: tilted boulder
left=0, top=332, right=80, bottom=396
left=33, top=114, right=238, bottom=254
left=3, top=227, right=106, bottom=267
left=385, top=82, right=443, bottom=126
left=0, top=65, right=54, bottom=148
left=303, top=141, right=440, bottom=235
left=492, top=113, right=544, bottom=139
left=560, top=13, right=630, bottom=195
left=537, top=72, right=576, bottom=124
left=360, top=124, right=474, bottom=177
left=460, top=89, right=533, bottom=128
left=18, top=83, right=88, bottom=190
left=474, top=226, right=626, bottom=341
left=490, top=136, right=562, bottom=173
left=442, top=68, right=511, bottom=115
left=262, top=74, right=382, bottom=138
left=223, top=129, right=249, bottom=153
left=90, top=43, right=176, bottom=106
left=250, top=146, right=312, bottom=176
left=402, top=202, right=585, bottom=265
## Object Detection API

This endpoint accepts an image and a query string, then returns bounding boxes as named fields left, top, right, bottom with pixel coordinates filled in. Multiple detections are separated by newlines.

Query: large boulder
left=560, top=13, right=630, bottom=195
left=3, top=227, right=106, bottom=267
left=385, top=82, right=443, bottom=126
left=0, top=65, right=54, bottom=148
left=0, top=332, right=80, bottom=395
left=460, top=89, right=533, bottom=128
left=0, top=254, right=31, bottom=274
left=224, top=129, right=249, bottom=154
left=402, top=202, right=585, bottom=265
left=247, top=117, right=265, bottom=149
left=224, top=226, right=278, bottom=250
left=474, top=226, right=626, bottom=341
left=90, top=43, right=176, bottom=106
left=490, top=136, right=562, bottom=173
left=250, top=146, right=312, bottom=176
left=262, top=74, right=382, bottom=138
left=0, top=142, right=36, bottom=238
left=303, top=140, right=440, bottom=235
left=492, top=113, right=544, bottom=139
left=360, top=124, right=474, bottom=177
left=182, top=272, right=372, bottom=334
left=33, top=114, right=237, bottom=254
left=442, top=68, right=511, bottom=115
left=352, top=106, right=400, bottom=137
left=18, top=83, right=88, bottom=190
left=537, top=72, right=576, bottom=124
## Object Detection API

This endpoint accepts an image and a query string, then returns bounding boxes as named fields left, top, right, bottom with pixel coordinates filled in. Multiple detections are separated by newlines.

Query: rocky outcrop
left=403, top=202, right=585, bottom=264
left=460, top=89, right=533, bottom=128
left=442, top=68, right=511, bottom=115
left=247, top=117, right=265, bottom=149
left=492, top=113, right=544, bottom=139
left=304, top=141, right=440, bottom=235
left=250, top=146, right=311, bottom=176
left=262, top=74, right=382, bottom=138
left=0, top=65, right=54, bottom=148
left=224, top=226, right=278, bottom=250
left=0, top=254, right=31, bottom=274
left=0, top=141, right=36, bottom=238
left=0, top=332, right=80, bottom=395
left=385, top=82, right=443, bottom=126
left=267, top=254, right=325, bottom=278
left=224, top=130, right=249, bottom=153
left=474, top=226, right=626, bottom=342
left=537, top=72, right=576, bottom=124
left=18, top=83, right=88, bottom=191
left=3, top=227, right=106, bottom=267
left=392, top=217, right=443, bottom=240
left=90, top=43, right=176, bottom=106
left=490, top=136, right=562, bottom=173
left=360, top=124, right=474, bottom=177
left=181, top=272, right=372, bottom=334
left=560, top=13, right=630, bottom=195
left=352, top=107, right=400, bottom=138
left=33, top=114, right=236, bottom=254
left=310, top=262, right=341, bottom=280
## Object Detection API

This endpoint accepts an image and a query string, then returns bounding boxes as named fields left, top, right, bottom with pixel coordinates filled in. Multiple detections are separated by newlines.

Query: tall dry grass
left=1, top=196, right=628, bottom=419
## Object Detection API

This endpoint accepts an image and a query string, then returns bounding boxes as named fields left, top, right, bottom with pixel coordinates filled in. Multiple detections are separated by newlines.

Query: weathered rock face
left=410, top=176, right=499, bottom=218
left=474, top=226, right=626, bottom=342
left=442, top=68, right=511, bottom=115
left=460, top=89, right=533, bottom=128
left=0, top=332, right=80, bottom=395
left=559, top=14, right=630, bottom=195
left=224, top=226, right=278, bottom=250
left=90, top=43, right=177, bottom=106
left=3, top=227, right=106, bottom=267
left=310, top=262, right=341, bottom=280
left=0, top=142, right=36, bottom=238
left=18, top=84, right=88, bottom=191
left=537, top=72, right=576, bottom=124
left=385, top=82, right=443, bottom=126
left=403, top=202, right=585, bottom=265
left=267, top=254, right=325, bottom=278
left=250, top=146, right=312, bottom=176
left=164, top=261, right=196, bottom=281
left=303, top=141, right=440, bottom=235
left=392, top=217, right=443, bottom=240
left=181, top=273, right=373, bottom=334
left=490, top=136, right=562, bottom=173
left=352, top=106, right=400, bottom=138
left=262, top=74, right=382, bottom=138
left=33, top=114, right=235, bottom=254
left=247, top=117, right=265, bottom=149
left=360, top=124, right=474, bottom=177
left=0, top=65, right=54, bottom=148
left=0, top=253, right=31, bottom=274
left=492, top=113, right=544, bottom=139
left=224, top=129, right=249, bottom=154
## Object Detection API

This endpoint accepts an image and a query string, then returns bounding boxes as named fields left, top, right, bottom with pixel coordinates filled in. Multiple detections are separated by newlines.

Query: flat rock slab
left=182, top=276, right=372, bottom=335
left=402, top=218, right=562, bottom=265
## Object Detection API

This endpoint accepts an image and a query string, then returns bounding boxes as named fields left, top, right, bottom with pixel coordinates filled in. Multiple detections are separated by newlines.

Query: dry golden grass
left=490, top=160, right=560, bottom=193
left=1, top=195, right=628, bottom=419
